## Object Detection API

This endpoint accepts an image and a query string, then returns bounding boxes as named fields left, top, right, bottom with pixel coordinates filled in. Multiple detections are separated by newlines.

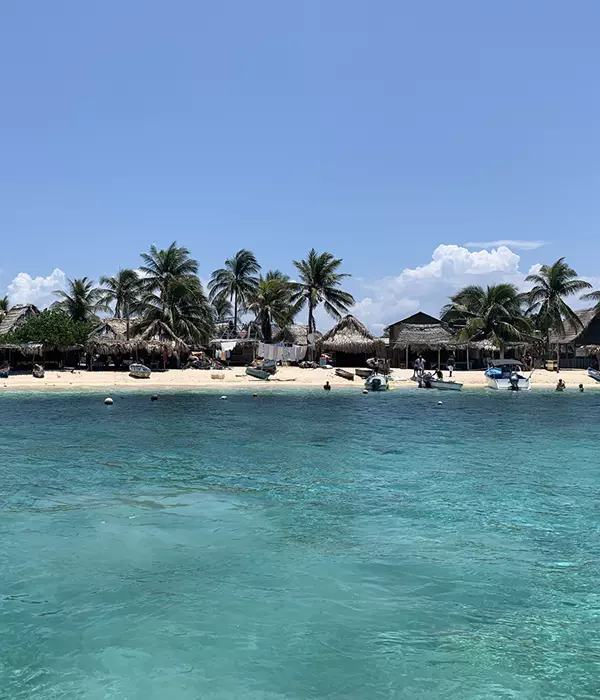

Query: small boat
left=335, top=368, right=354, bottom=381
left=364, top=373, right=389, bottom=392
left=129, top=363, right=151, bottom=379
left=484, top=360, right=531, bottom=391
left=588, top=367, right=600, bottom=382
left=33, top=364, right=45, bottom=379
left=246, top=366, right=271, bottom=380
left=0, top=370, right=8, bottom=379
left=417, top=374, right=463, bottom=391
left=355, top=368, right=372, bottom=379
left=260, top=360, right=278, bottom=375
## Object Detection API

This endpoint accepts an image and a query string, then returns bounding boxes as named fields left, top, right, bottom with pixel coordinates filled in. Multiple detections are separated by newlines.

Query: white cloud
left=346, top=244, right=541, bottom=332
left=7, top=269, right=67, bottom=308
left=464, top=239, right=548, bottom=250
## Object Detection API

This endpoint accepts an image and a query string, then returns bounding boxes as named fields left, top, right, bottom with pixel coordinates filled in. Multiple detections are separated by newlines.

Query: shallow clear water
left=1, top=389, right=600, bottom=699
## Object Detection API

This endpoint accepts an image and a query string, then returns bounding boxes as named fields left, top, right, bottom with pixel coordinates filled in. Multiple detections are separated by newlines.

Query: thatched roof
left=549, top=308, right=600, bottom=346
left=272, top=324, right=321, bottom=346
left=393, top=322, right=454, bottom=350
left=86, top=318, right=188, bottom=356
left=318, top=315, right=385, bottom=355
left=0, top=304, right=40, bottom=337
left=0, top=341, right=43, bottom=356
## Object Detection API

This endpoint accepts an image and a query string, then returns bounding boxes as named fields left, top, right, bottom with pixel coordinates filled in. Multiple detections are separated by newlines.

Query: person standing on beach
left=417, top=354, right=425, bottom=377
left=447, top=355, right=455, bottom=378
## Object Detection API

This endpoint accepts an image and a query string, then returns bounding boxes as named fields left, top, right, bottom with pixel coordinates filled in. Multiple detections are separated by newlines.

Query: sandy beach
left=0, top=366, right=596, bottom=392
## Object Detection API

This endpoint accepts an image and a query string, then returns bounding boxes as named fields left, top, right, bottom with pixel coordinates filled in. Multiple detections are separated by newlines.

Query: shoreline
left=0, top=366, right=596, bottom=394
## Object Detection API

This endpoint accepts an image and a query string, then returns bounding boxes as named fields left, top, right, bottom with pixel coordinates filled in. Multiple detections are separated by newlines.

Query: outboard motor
left=371, top=377, right=382, bottom=391
left=509, top=371, right=520, bottom=391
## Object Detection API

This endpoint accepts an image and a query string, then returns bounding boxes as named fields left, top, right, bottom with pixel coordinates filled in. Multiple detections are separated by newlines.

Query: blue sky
left=2, top=1, right=600, bottom=330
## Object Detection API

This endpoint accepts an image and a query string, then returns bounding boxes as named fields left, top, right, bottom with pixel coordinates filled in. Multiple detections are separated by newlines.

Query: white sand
left=0, top=366, right=595, bottom=392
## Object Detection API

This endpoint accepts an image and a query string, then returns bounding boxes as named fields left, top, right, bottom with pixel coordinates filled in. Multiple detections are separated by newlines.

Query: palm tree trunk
left=308, top=300, right=315, bottom=361
left=125, top=304, right=130, bottom=341
left=234, top=294, right=238, bottom=335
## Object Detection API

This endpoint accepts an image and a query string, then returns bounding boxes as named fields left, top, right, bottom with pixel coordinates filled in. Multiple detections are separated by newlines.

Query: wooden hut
left=318, top=315, right=385, bottom=366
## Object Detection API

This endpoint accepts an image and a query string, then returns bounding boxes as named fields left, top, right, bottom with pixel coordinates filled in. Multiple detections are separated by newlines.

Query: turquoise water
left=1, top=389, right=600, bottom=699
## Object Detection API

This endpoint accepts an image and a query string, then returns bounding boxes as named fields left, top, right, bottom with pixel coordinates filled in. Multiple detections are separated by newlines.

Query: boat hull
left=129, top=364, right=151, bottom=379
left=335, top=368, right=354, bottom=381
left=429, top=380, right=463, bottom=391
left=588, top=368, right=600, bottom=382
left=246, top=367, right=271, bottom=380
left=364, top=374, right=389, bottom=391
left=486, top=377, right=531, bottom=391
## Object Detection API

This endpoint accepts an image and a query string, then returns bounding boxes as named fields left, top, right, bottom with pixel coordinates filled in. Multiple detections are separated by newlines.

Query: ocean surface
left=1, top=389, right=600, bottom=700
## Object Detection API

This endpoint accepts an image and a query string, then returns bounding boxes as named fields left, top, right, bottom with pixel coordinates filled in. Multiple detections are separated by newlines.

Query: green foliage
left=291, top=249, right=355, bottom=334
left=526, top=257, right=592, bottom=340
left=247, top=271, right=302, bottom=343
left=442, top=283, right=531, bottom=348
left=209, top=249, right=261, bottom=331
left=135, top=242, right=214, bottom=344
left=2, top=309, right=93, bottom=347
left=53, top=277, right=108, bottom=322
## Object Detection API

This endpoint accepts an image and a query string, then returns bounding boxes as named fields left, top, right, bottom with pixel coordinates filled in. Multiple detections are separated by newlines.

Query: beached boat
left=355, top=368, right=372, bottom=379
left=588, top=367, right=600, bottom=382
left=129, top=363, right=151, bottom=379
left=485, top=360, right=531, bottom=391
left=0, top=370, right=9, bottom=379
left=33, top=365, right=45, bottom=379
left=364, top=373, right=389, bottom=391
left=416, top=372, right=463, bottom=391
left=335, top=368, right=354, bottom=381
left=246, top=367, right=271, bottom=380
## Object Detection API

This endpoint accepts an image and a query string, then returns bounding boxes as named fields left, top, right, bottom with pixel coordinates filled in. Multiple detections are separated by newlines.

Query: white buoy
left=437, top=401, right=443, bottom=406
left=220, top=395, right=227, bottom=400
left=104, top=397, right=114, bottom=405
left=362, top=389, right=368, bottom=394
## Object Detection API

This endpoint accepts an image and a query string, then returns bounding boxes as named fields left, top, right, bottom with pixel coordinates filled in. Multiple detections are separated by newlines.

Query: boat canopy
left=488, top=359, right=522, bottom=367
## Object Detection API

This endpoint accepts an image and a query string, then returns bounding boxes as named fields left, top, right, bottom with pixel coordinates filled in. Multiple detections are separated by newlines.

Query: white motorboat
left=485, top=360, right=531, bottom=391
left=588, top=367, right=600, bottom=382
left=129, top=363, right=151, bottom=379
left=364, top=373, right=389, bottom=391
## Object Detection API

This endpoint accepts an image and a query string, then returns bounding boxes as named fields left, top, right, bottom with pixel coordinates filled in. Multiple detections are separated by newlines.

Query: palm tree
left=0, top=296, right=8, bottom=321
left=247, top=270, right=301, bottom=343
left=53, top=277, right=107, bottom=322
left=442, top=283, right=531, bottom=351
left=99, top=268, right=140, bottom=339
left=291, top=249, right=355, bottom=336
left=211, top=294, right=233, bottom=322
left=135, top=242, right=213, bottom=344
left=525, top=258, right=591, bottom=363
left=139, top=242, right=199, bottom=290
left=134, top=276, right=214, bottom=344
left=208, top=250, right=261, bottom=333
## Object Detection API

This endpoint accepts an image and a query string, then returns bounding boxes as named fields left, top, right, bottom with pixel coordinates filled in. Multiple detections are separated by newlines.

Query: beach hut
left=0, top=304, right=40, bottom=337
left=85, top=318, right=188, bottom=369
left=318, top=315, right=385, bottom=367
left=549, top=308, right=600, bottom=369
left=388, top=312, right=454, bottom=369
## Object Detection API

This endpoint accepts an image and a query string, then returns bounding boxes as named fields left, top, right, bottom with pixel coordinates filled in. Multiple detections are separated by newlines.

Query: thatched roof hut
left=549, top=308, right=600, bottom=347
left=272, top=324, right=322, bottom=346
left=318, top=315, right=385, bottom=356
left=392, top=322, right=454, bottom=351
left=0, top=304, right=40, bottom=337
left=86, top=318, right=188, bottom=356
